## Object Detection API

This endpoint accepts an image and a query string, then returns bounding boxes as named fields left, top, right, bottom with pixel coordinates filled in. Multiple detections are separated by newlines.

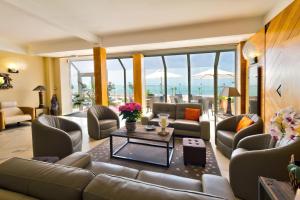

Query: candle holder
left=158, top=113, right=169, bottom=136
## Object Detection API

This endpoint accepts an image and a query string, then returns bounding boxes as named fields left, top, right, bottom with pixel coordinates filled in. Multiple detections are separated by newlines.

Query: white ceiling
left=0, top=0, right=293, bottom=57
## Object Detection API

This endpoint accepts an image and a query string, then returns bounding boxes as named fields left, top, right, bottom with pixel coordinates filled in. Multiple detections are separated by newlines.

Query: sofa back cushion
left=176, top=104, right=202, bottom=119
left=83, top=174, right=224, bottom=200
left=0, top=101, right=23, bottom=117
left=0, top=158, right=94, bottom=200
left=153, top=103, right=176, bottom=119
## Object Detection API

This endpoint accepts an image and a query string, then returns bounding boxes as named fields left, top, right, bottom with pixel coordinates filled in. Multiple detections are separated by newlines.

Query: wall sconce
left=242, top=41, right=258, bottom=64
left=7, top=63, right=19, bottom=73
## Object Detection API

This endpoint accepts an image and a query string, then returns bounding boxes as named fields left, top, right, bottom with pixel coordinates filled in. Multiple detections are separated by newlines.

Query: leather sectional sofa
left=0, top=152, right=235, bottom=200
left=141, top=103, right=210, bottom=140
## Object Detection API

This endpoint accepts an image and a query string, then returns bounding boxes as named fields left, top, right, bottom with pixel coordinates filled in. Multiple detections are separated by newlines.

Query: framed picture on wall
left=0, top=73, right=13, bottom=89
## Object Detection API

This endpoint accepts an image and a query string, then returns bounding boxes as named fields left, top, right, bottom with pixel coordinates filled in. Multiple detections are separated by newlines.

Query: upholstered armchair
left=215, top=114, right=263, bottom=158
left=32, top=115, right=82, bottom=159
left=87, top=105, right=120, bottom=140
left=0, top=101, right=34, bottom=131
left=230, top=134, right=300, bottom=200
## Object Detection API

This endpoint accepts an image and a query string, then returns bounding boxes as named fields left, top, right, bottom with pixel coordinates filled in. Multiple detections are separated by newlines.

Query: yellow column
left=133, top=54, right=144, bottom=107
left=93, top=47, right=108, bottom=106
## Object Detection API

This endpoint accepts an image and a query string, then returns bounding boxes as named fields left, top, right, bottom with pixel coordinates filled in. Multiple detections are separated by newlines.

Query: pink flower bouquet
left=270, top=107, right=300, bottom=141
left=119, top=102, right=142, bottom=122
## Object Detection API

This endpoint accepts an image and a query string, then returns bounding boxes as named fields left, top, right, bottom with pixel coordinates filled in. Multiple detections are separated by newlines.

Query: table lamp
left=220, top=87, right=240, bottom=116
left=33, top=85, right=46, bottom=108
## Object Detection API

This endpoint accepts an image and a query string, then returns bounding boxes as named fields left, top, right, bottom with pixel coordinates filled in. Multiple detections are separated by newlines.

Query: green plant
left=72, top=94, right=85, bottom=107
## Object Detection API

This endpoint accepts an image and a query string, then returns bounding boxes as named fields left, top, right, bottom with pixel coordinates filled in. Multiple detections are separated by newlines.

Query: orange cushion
left=236, top=116, right=254, bottom=132
left=184, top=108, right=201, bottom=121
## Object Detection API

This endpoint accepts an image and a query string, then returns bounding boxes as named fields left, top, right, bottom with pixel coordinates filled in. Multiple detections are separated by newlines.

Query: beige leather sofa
left=87, top=105, right=120, bottom=140
left=32, top=115, right=82, bottom=159
left=0, top=101, right=34, bottom=131
left=215, top=114, right=263, bottom=158
left=142, top=103, right=210, bottom=140
left=230, top=134, right=300, bottom=200
left=0, top=152, right=236, bottom=200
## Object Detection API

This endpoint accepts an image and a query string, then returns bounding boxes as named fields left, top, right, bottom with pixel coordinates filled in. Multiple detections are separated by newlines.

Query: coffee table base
left=110, top=136, right=174, bottom=167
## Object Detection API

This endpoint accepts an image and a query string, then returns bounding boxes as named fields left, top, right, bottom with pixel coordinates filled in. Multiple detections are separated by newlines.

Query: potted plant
left=119, top=102, right=142, bottom=132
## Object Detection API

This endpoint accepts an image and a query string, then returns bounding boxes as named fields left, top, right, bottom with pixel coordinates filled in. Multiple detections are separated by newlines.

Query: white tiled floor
left=0, top=115, right=230, bottom=179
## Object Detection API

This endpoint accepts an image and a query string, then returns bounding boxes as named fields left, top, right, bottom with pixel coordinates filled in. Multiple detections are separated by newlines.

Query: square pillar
left=93, top=47, right=108, bottom=106
left=133, top=54, right=144, bottom=107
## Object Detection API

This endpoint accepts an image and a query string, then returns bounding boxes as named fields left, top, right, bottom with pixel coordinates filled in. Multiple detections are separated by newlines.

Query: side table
left=35, top=107, right=49, bottom=118
left=258, top=176, right=295, bottom=200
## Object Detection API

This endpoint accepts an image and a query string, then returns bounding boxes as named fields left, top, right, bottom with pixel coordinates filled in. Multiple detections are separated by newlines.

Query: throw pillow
left=184, top=108, right=201, bottom=121
left=236, top=116, right=254, bottom=132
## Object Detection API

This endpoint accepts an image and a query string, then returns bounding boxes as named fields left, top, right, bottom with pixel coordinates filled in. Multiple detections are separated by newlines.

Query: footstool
left=183, top=138, right=206, bottom=167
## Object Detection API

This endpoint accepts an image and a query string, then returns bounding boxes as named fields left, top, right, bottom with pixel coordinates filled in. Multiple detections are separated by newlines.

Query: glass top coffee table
left=110, top=125, right=175, bottom=167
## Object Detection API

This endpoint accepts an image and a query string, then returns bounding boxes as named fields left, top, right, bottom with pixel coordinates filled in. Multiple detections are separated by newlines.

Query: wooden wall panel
left=265, top=0, right=300, bottom=131
left=242, top=0, right=300, bottom=131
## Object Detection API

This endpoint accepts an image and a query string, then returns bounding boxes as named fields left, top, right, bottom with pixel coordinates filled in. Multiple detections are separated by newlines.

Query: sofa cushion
left=5, top=114, right=31, bottom=124
left=0, top=101, right=17, bottom=109
left=88, top=161, right=139, bottom=179
left=176, top=103, right=202, bottom=119
left=0, top=189, right=39, bottom=200
left=149, top=118, right=175, bottom=127
left=217, top=130, right=235, bottom=148
left=152, top=103, right=176, bottom=119
left=0, top=157, right=94, bottom=200
left=202, top=174, right=236, bottom=200
left=137, top=170, right=202, bottom=192
left=56, top=152, right=91, bottom=169
left=184, top=108, right=201, bottom=121
left=98, top=119, right=117, bottom=130
left=236, top=116, right=254, bottom=132
left=83, top=174, right=224, bottom=200
left=173, top=119, right=200, bottom=131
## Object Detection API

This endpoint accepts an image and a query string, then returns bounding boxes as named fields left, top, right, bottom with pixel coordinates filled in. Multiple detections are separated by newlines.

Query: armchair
left=215, top=114, right=263, bottom=158
left=32, top=115, right=82, bottom=159
left=0, top=101, right=34, bottom=131
left=87, top=105, right=120, bottom=140
left=230, top=134, right=300, bottom=200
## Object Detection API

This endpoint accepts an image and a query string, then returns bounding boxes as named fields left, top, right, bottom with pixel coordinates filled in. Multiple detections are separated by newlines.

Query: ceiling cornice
left=2, top=0, right=101, bottom=44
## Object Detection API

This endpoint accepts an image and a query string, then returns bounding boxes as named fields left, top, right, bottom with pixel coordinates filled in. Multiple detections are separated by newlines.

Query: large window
left=121, top=58, right=134, bottom=102
left=217, top=51, right=236, bottom=114
left=70, top=60, right=95, bottom=112
left=143, top=50, right=236, bottom=118
left=165, top=55, right=188, bottom=103
left=144, top=56, right=165, bottom=103
left=107, top=57, right=133, bottom=112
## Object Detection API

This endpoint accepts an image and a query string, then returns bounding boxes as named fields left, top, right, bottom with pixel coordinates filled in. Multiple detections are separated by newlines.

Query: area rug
left=88, top=137, right=221, bottom=180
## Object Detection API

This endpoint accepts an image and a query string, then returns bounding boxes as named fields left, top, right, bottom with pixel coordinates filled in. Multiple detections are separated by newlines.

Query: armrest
left=237, top=134, right=271, bottom=150
left=0, top=111, right=5, bottom=131
left=59, top=117, right=82, bottom=133
left=200, top=121, right=210, bottom=141
left=19, top=107, right=35, bottom=121
left=233, top=121, right=264, bottom=149
left=216, top=116, right=239, bottom=132
left=202, top=174, right=236, bottom=200
left=55, top=152, right=92, bottom=169
left=141, top=112, right=154, bottom=125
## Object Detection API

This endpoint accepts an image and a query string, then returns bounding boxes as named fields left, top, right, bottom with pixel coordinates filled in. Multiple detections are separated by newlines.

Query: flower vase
left=126, top=121, right=136, bottom=133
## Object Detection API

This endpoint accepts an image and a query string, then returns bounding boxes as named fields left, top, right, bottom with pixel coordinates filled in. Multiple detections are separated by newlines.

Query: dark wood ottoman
left=183, top=138, right=206, bottom=167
